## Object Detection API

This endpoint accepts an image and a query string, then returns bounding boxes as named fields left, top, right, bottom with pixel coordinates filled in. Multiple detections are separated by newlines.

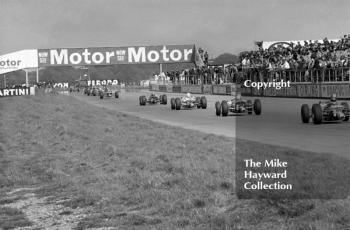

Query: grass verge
left=0, top=94, right=349, bottom=229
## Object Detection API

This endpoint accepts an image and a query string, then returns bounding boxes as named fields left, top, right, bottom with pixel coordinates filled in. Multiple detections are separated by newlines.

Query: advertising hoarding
left=0, top=50, right=38, bottom=74
left=38, top=45, right=195, bottom=67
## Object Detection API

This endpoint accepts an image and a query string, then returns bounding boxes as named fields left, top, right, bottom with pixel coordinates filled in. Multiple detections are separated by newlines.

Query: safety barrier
left=172, top=85, right=182, bottom=93
left=181, top=85, right=202, bottom=94
left=212, top=85, right=231, bottom=95
left=241, top=83, right=350, bottom=99
left=150, top=82, right=350, bottom=99
left=203, top=85, right=212, bottom=94
left=151, top=84, right=159, bottom=91
left=158, top=85, right=167, bottom=92
left=241, top=67, right=350, bottom=83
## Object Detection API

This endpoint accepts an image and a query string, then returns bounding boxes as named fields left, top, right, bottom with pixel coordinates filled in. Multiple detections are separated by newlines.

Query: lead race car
left=170, top=93, right=207, bottom=110
left=215, top=93, right=261, bottom=116
left=301, top=94, right=349, bottom=124
left=139, top=93, right=167, bottom=106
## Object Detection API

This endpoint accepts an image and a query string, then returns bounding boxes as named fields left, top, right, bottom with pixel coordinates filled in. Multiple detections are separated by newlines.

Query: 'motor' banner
left=38, top=45, right=195, bottom=66
left=0, top=50, right=38, bottom=74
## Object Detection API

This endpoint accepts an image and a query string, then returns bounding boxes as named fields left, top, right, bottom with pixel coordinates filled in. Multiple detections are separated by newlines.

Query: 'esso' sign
left=38, top=45, right=194, bottom=66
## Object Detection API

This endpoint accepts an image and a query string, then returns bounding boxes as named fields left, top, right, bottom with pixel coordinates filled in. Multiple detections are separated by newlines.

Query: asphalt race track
left=74, top=90, right=350, bottom=157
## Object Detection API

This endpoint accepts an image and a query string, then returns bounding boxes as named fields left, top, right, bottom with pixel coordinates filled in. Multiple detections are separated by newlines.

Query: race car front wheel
left=215, top=101, right=221, bottom=116
left=175, top=98, right=181, bottom=110
left=196, top=97, right=201, bottom=108
left=301, top=104, right=310, bottom=123
left=253, top=99, right=262, bottom=115
left=221, top=100, right=229, bottom=116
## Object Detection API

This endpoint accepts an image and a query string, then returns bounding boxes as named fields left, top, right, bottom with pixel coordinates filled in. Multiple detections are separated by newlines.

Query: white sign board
left=0, top=49, right=38, bottom=74
left=262, top=39, right=340, bottom=50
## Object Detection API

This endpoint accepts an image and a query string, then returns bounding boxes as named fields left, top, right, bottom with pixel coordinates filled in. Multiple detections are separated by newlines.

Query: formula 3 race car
left=215, top=95, right=261, bottom=116
left=90, top=86, right=100, bottom=96
left=99, top=85, right=120, bottom=99
left=170, top=93, right=207, bottom=110
left=301, top=95, right=349, bottom=124
left=139, top=93, right=167, bottom=106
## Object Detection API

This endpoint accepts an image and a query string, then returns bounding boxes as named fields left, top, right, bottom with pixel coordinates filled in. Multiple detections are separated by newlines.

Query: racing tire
left=175, top=98, right=181, bottom=110
left=139, top=96, right=146, bottom=106
left=171, top=98, right=175, bottom=110
left=221, top=100, right=229, bottom=117
left=215, top=101, right=221, bottom=116
left=115, top=92, right=119, bottom=98
left=253, top=99, right=262, bottom=115
left=87, top=91, right=90, bottom=96
left=196, top=97, right=201, bottom=108
left=312, top=103, right=322, bottom=124
left=142, top=96, right=147, bottom=106
left=301, top=104, right=310, bottom=123
left=100, top=94, right=104, bottom=99
left=201, top=96, right=207, bottom=109
left=341, top=102, right=349, bottom=121
left=162, top=95, right=167, bottom=105
left=247, top=100, right=252, bottom=115
left=139, top=96, right=143, bottom=106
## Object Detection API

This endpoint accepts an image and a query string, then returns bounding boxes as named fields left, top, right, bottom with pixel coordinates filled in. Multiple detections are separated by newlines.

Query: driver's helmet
left=186, top=93, right=191, bottom=98
left=330, top=93, right=337, bottom=102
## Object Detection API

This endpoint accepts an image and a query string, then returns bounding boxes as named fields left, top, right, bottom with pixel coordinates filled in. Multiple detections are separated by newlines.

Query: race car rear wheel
left=221, top=100, right=229, bottom=116
left=301, top=104, right=310, bottom=123
left=100, top=94, right=104, bottom=99
left=115, top=92, right=119, bottom=98
left=139, top=96, right=143, bottom=106
left=175, top=98, right=181, bottom=110
left=253, top=99, right=262, bottom=115
left=142, top=96, right=147, bottom=106
left=312, top=103, right=322, bottom=124
left=215, top=101, right=221, bottom=116
left=201, top=96, right=207, bottom=109
left=341, top=102, right=349, bottom=121
left=162, top=95, right=167, bottom=105
left=171, top=98, right=175, bottom=110
left=247, top=100, right=252, bottom=115
left=139, top=96, right=146, bottom=106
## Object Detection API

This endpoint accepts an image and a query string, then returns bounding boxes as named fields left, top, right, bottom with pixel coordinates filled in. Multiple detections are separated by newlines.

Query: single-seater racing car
left=139, top=93, right=167, bottom=106
left=215, top=93, right=261, bottom=116
left=90, top=86, right=100, bottom=96
left=170, top=93, right=207, bottom=110
left=99, top=85, right=120, bottom=99
left=301, top=94, right=349, bottom=124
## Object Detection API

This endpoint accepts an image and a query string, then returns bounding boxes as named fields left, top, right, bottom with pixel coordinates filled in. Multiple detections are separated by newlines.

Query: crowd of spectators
left=156, top=35, right=350, bottom=85
left=240, top=34, right=350, bottom=71
left=165, top=65, right=237, bottom=85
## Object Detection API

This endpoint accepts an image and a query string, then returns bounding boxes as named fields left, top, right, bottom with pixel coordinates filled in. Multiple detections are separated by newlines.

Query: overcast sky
left=1, top=0, right=350, bottom=57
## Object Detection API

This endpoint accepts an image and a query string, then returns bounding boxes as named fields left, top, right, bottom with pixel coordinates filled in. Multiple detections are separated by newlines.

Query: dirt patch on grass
left=0, top=187, right=89, bottom=229
left=0, top=94, right=349, bottom=229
